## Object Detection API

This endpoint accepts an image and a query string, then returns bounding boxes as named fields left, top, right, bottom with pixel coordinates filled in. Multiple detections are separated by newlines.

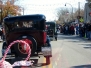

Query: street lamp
left=65, top=3, right=73, bottom=21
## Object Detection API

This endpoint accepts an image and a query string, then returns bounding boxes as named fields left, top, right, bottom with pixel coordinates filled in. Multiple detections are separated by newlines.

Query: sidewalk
left=58, top=32, right=91, bottom=43
left=76, top=35, right=91, bottom=43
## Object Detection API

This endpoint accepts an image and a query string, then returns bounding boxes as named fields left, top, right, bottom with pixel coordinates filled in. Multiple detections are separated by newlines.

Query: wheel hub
left=18, top=39, right=32, bottom=54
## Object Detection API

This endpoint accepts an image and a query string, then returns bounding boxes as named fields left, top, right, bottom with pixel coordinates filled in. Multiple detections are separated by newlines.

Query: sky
left=17, top=0, right=86, bottom=21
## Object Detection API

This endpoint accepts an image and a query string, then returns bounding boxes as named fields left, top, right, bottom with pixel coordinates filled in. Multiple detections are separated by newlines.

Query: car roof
left=46, top=21, right=56, bottom=24
left=3, top=14, right=46, bottom=23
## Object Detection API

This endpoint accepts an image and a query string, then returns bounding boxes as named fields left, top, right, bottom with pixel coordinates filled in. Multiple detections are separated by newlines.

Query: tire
left=14, top=36, right=37, bottom=57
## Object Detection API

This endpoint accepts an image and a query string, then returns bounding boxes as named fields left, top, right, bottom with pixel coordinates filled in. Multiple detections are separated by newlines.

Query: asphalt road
left=0, top=34, right=91, bottom=68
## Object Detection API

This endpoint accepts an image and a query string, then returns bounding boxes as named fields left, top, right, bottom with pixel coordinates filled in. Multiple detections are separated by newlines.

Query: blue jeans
left=85, top=30, right=88, bottom=38
left=76, top=30, right=79, bottom=35
left=88, top=31, right=91, bottom=39
left=46, top=35, right=51, bottom=47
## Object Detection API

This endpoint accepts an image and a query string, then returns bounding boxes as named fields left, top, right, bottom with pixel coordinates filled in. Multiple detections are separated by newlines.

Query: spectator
left=75, top=24, right=79, bottom=35
left=70, top=24, right=74, bottom=35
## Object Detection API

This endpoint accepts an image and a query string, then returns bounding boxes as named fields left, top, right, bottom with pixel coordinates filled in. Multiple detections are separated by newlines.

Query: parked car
left=2, top=14, right=52, bottom=64
left=46, top=21, right=57, bottom=41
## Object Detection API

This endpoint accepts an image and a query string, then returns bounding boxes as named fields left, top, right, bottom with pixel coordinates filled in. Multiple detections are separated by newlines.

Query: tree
left=86, top=0, right=91, bottom=2
left=0, top=0, right=22, bottom=23
left=56, top=8, right=72, bottom=24
left=56, top=6, right=84, bottom=24
left=73, top=9, right=84, bottom=19
left=3, top=1, right=21, bottom=16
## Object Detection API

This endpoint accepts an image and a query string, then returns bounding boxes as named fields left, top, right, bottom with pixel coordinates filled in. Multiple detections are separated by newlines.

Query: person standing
left=65, top=25, right=68, bottom=35
left=70, top=24, right=74, bottom=35
left=75, top=24, right=79, bottom=35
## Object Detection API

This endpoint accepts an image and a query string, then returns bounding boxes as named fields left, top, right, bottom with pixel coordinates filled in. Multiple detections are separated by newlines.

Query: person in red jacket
left=70, top=24, right=74, bottom=35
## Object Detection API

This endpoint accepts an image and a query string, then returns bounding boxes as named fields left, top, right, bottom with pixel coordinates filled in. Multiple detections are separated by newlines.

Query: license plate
left=42, top=47, right=52, bottom=56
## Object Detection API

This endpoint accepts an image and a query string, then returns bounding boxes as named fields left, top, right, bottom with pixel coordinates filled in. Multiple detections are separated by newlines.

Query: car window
left=5, top=20, right=37, bottom=32
left=17, top=21, right=33, bottom=28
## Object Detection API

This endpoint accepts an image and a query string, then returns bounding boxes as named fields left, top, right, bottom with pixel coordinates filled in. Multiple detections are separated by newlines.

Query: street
left=0, top=34, right=91, bottom=68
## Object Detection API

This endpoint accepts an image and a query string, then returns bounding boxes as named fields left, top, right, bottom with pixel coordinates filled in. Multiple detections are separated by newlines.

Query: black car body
left=46, top=21, right=57, bottom=40
left=2, top=14, right=52, bottom=62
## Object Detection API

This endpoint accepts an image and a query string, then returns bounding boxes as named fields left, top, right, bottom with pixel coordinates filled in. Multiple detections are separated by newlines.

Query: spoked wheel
left=18, top=39, right=32, bottom=54
left=14, top=36, right=37, bottom=58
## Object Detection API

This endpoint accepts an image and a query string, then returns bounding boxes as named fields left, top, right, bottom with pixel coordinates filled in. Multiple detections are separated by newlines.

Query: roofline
left=4, top=14, right=46, bottom=20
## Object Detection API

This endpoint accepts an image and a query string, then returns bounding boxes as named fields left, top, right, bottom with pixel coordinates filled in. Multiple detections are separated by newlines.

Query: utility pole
left=78, top=2, right=80, bottom=16
left=78, top=2, right=80, bottom=24
left=23, top=8, right=24, bottom=15
left=65, top=3, right=73, bottom=21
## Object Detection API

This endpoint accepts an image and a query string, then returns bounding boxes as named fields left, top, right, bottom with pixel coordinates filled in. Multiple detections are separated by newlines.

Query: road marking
left=59, top=54, right=61, bottom=57
left=42, top=57, right=46, bottom=68
left=42, top=57, right=53, bottom=68
left=52, top=47, right=63, bottom=68
left=53, top=65, right=56, bottom=68
left=52, top=62, right=58, bottom=68
left=57, top=56, right=60, bottom=61
left=55, top=62, right=57, bottom=66
left=48, top=62, right=52, bottom=68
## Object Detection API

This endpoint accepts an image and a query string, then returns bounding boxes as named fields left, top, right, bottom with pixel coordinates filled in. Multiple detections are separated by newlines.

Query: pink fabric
left=0, top=40, right=33, bottom=68
left=0, top=61, right=12, bottom=68
left=12, top=61, right=33, bottom=67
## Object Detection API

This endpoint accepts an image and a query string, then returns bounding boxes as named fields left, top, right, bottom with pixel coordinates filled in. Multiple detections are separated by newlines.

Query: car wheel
left=14, top=36, right=37, bottom=57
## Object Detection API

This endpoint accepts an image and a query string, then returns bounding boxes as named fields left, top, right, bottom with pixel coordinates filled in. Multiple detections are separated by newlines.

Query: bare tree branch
left=86, top=0, right=91, bottom=2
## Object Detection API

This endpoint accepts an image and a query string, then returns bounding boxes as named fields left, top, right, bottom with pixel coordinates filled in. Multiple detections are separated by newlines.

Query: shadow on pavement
left=58, top=35, right=80, bottom=39
left=71, top=64, right=91, bottom=68
left=58, top=34, right=91, bottom=50
left=77, top=44, right=91, bottom=49
left=59, top=34, right=91, bottom=42
left=58, top=35, right=82, bottom=42
left=84, top=47, right=91, bottom=49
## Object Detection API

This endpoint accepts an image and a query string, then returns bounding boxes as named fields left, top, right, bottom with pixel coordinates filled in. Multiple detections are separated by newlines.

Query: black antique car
left=46, top=21, right=57, bottom=41
left=2, top=14, right=52, bottom=64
